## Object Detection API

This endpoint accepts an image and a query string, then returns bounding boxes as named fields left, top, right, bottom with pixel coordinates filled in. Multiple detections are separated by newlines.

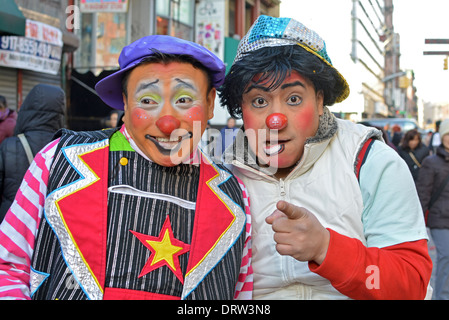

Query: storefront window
left=156, top=0, right=194, bottom=40
left=95, top=12, right=127, bottom=69
left=75, top=11, right=128, bottom=74
left=76, top=12, right=93, bottom=70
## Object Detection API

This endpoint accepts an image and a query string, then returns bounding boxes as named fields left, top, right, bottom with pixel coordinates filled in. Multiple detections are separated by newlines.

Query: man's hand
left=265, top=200, right=330, bottom=265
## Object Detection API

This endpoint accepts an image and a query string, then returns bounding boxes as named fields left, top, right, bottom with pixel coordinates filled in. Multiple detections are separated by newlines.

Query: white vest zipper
left=279, top=178, right=286, bottom=198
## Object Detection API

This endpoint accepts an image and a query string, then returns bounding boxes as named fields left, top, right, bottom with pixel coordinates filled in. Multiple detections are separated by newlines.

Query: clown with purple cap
left=0, top=35, right=252, bottom=300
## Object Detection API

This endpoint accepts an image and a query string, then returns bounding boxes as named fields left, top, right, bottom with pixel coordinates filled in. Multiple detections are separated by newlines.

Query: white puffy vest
left=231, top=119, right=379, bottom=299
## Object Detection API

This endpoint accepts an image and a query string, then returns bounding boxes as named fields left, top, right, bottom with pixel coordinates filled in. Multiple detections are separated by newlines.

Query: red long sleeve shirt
left=309, top=229, right=432, bottom=300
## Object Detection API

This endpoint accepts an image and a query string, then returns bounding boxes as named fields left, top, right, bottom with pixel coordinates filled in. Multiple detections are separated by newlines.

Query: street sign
left=423, top=39, right=449, bottom=56
left=425, top=39, right=449, bottom=44
left=423, top=51, right=449, bottom=55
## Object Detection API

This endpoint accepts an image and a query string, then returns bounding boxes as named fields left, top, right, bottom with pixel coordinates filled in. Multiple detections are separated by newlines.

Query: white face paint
left=123, top=62, right=215, bottom=166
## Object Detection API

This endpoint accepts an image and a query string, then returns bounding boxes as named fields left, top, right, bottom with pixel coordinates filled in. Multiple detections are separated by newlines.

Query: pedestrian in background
left=416, top=119, right=449, bottom=300
left=397, top=129, right=430, bottom=182
left=391, top=124, right=403, bottom=148
left=103, top=109, right=124, bottom=129
left=0, top=95, right=17, bottom=145
left=429, top=120, right=442, bottom=154
left=220, top=117, right=239, bottom=154
left=0, top=84, right=66, bottom=221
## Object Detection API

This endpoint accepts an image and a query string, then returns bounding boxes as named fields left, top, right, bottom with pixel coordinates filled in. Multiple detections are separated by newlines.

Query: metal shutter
left=0, top=67, right=18, bottom=110
left=21, top=69, right=62, bottom=103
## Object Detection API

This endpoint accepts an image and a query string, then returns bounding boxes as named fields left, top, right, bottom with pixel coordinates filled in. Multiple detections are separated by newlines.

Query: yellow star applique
left=130, top=216, right=190, bottom=284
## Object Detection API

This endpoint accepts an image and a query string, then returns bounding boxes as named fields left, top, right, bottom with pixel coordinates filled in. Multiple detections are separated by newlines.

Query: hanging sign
left=195, top=0, right=225, bottom=60
left=0, top=19, right=62, bottom=75
left=80, top=0, right=129, bottom=13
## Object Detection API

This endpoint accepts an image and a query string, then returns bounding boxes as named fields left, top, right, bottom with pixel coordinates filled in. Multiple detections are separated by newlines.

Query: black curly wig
left=218, top=45, right=346, bottom=119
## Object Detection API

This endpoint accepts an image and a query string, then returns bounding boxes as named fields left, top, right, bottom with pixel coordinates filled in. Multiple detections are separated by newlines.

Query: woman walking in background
left=0, top=84, right=66, bottom=221
left=416, top=119, right=449, bottom=300
left=397, top=129, right=430, bottom=182
left=0, top=95, right=17, bottom=145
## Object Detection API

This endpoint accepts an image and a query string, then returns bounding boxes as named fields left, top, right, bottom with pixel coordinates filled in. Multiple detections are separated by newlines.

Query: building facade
left=0, top=0, right=280, bottom=129
left=351, top=0, right=416, bottom=120
left=0, top=0, right=79, bottom=115
left=70, top=0, right=280, bottom=129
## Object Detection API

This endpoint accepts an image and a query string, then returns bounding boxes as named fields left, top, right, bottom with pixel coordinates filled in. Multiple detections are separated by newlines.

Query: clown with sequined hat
left=0, top=35, right=253, bottom=300
left=220, top=15, right=432, bottom=299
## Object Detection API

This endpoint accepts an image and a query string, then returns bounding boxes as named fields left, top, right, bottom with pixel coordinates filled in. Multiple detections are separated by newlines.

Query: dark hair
left=121, top=50, right=214, bottom=99
left=218, top=45, right=345, bottom=119
left=401, top=129, right=422, bottom=150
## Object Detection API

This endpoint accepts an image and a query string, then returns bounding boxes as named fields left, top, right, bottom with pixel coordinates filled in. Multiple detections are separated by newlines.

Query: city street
left=0, top=0, right=448, bottom=302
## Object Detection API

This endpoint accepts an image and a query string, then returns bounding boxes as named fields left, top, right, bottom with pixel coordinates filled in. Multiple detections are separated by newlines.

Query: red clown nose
left=156, top=115, right=181, bottom=135
left=266, top=113, right=288, bottom=130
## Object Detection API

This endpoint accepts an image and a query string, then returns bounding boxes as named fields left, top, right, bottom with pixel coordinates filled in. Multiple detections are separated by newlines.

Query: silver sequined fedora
left=234, top=15, right=350, bottom=103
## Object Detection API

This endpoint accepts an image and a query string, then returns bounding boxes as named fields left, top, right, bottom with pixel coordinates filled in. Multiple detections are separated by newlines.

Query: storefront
left=0, top=0, right=26, bottom=37
left=70, top=0, right=197, bottom=130
left=69, top=0, right=279, bottom=130
left=73, top=0, right=195, bottom=74
left=0, top=19, right=64, bottom=110
left=0, top=0, right=25, bottom=110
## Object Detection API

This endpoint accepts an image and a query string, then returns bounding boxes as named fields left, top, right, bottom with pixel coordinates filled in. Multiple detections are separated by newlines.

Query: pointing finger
left=265, top=209, right=287, bottom=225
left=276, top=200, right=307, bottom=220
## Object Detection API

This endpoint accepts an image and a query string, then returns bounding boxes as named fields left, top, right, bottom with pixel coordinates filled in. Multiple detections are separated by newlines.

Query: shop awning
left=0, top=0, right=26, bottom=36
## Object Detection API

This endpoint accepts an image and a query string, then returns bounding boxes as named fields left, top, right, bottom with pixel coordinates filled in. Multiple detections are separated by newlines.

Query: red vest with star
left=30, top=129, right=247, bottom=300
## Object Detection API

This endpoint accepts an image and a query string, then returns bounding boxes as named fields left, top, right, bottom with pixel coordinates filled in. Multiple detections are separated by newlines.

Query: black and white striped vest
left=30, top=128, right=247, bottom=300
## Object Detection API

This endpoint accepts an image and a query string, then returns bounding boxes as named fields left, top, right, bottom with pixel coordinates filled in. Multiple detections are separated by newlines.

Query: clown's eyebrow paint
left=135, top=79, right=160, bottom=94
left=245, top=80, right=306, bottom=93
left=280, top=81, right=306, bottom=90
left=173, top=78, right=198, bottom=92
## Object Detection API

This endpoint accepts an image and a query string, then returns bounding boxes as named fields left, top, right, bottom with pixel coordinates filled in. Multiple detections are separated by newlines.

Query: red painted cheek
left=131, top=108, right=153, bottom=128
left=185, top=106, right=204, bottom=123
left=242, top=112, right=256, bottom=131
left=295, top=106, right=315, bottom=131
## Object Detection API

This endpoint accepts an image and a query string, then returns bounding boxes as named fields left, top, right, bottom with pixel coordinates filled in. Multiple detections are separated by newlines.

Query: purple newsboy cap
left=95, top=35, right=225, bottom=110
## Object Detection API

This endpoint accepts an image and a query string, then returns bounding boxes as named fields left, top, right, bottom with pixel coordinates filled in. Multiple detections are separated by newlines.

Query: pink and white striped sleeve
left=233, top=177, right=253, bottom=300
left=0, top=139, right=58, bottom=300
